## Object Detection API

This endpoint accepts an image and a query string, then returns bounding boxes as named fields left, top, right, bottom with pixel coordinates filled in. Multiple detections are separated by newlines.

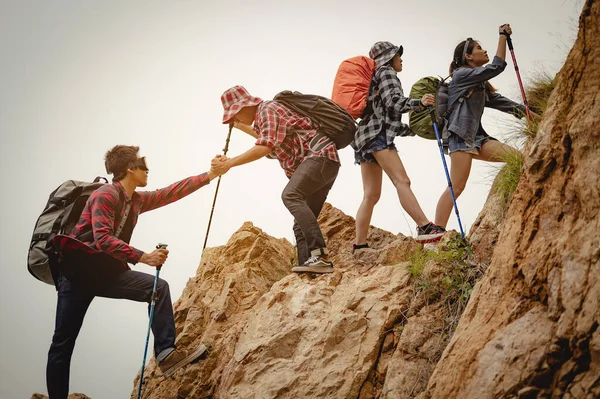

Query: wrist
left=207, top=170, right=217, bottom=181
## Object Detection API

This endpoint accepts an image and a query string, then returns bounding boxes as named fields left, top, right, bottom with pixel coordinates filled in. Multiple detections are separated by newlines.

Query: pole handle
left=156, top=243, right=168, bottom=270
left=506, top=35, right=514, bottom=51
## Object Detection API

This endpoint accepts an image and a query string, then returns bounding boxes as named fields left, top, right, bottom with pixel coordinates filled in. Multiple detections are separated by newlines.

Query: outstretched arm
left=212, top=145, right=272, bottom=173
left=486, top=91, right=527, bottom=118
left=138, top=173, right=211, bottom=213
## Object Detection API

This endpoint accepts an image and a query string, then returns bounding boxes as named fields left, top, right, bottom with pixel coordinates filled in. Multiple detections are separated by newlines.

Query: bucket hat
left=369, top=41, right=404, bottom=68
left=221, top=85, right=263, bottom=124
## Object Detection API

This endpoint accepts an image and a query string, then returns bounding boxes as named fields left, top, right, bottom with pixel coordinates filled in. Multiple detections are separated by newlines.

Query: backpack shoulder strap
left=443, top=87, right=475, bottom=119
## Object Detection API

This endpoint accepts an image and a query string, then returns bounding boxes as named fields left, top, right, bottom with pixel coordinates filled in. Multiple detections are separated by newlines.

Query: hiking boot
left=158, top=344, right=208, bottom=378
left=352, top=243, right=369, bottom=254
left=291, top=255, right=334, bottom=274
left=415, top=223, right=446, bottom=244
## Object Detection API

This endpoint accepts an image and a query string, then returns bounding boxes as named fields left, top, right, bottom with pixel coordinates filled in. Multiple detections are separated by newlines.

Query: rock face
left=132, top=204, right=479, bottom=399
left=421, top=1, right=600, bottom=398
left=467, top=181, right=506, bottom=265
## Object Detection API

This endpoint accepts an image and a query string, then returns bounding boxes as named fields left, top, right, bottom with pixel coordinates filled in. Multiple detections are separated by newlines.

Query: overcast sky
left=0, top=0, right=583, bottom=397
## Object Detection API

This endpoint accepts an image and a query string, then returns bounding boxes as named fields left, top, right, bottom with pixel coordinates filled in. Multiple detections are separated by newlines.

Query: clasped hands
left=211, top=154, right=231, bottom=177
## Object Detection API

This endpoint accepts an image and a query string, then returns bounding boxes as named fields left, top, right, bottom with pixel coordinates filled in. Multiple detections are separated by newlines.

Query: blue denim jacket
left=446, top=56, right=526, bottom=145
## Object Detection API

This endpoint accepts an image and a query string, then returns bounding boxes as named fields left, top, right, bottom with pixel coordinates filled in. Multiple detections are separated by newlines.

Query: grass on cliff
left=401, top=236, right=486, bottom=391
left=407, top=235, right=484, bottom=338
left=491, top=71, right=556, bottom=211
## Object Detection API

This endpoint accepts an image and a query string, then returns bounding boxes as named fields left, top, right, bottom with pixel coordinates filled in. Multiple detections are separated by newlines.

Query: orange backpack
left=331, top=56, right=377, bottom=119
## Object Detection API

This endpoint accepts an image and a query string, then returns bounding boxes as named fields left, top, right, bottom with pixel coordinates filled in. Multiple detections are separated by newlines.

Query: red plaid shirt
left=54, top=173, right=210, bottom=268
left=254, top=100, right=340, bottom=178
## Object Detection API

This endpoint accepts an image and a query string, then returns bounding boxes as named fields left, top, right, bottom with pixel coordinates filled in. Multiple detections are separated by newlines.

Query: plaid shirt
left=54, top=173, right=210, bottom=268
left=254, top=100, right=340, bottom=178
left=352, top=65, right=424, bottom=151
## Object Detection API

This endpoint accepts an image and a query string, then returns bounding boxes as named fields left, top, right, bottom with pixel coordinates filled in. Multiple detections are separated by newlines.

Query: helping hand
left=211, top=155, right=231, bottom=176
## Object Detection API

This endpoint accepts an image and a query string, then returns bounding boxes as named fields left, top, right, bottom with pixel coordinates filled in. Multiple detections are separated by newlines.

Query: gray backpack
left=28, top=177, right=108, bottom=286
left=273, top=91, right=357, bottom=149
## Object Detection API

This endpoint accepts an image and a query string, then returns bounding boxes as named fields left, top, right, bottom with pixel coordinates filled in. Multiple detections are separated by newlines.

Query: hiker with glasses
left=353, top=41, right=446, bottom=254
left=46, top=145, right=226, bottom=399
left=434, top=25, right=539, bottom=229
left=213, top=86, right=340, bottom=274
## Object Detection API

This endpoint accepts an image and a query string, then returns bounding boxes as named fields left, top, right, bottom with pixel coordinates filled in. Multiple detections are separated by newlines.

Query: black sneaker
left=291, top=256, right=334, bottom=274
left=352, top=243, right=369, bottom=254
left=415, top=223, right=446, bottom=243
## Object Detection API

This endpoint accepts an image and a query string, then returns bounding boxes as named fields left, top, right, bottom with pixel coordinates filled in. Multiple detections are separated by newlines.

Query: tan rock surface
left=131, top=203, right=475, bottom=398
left=468, top=181, right=507, bottom=265
left=421, top=1, right=600, bottom=398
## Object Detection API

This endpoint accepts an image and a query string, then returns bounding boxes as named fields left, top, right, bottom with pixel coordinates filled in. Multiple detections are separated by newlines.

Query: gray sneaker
left=291, top=255, right=334, bottom=274
left=158, top=344, right=208, bottom=378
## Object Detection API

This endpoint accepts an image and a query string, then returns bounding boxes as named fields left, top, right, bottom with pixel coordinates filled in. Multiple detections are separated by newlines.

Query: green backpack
left=409, top=76, right=473, bottom=140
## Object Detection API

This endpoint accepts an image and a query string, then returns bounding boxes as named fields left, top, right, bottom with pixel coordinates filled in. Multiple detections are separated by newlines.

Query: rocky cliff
left=132, top=205, right=485, bottom=398
left=421, top=0, right=600, bottom=398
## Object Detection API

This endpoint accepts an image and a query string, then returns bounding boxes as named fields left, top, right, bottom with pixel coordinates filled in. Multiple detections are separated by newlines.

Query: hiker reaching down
left=434, top=24, right=540, bottom=228
left=46, top=145, right=226, bottom=399
left=352, top=41, right=446, bottom=255
left=213, top=85, right=340, bottom=274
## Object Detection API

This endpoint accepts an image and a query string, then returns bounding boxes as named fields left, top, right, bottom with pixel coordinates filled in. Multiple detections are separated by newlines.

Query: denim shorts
left=354, top=131, right=397, bottom=164
left=447, top=130, right=497, bottom=155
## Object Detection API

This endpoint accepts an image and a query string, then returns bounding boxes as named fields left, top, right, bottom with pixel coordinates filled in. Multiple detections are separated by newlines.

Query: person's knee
left=391, top=174, right=411, bottom=188
left=453, top=182, right=467, bottom=197
left=156, top=278, right=170, bottom=293
left=49, top=333, right=77, bottom=355
left=363, top=191, right=381, bottom=206
left=281, top=188, right=301, bottom=208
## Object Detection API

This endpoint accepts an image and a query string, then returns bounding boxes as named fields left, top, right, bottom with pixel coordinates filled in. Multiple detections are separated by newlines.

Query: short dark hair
left=104, top=145, right=140, bottom=182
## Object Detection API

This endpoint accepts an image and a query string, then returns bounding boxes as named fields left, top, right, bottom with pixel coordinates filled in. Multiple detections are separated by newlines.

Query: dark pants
left=46, top=262, right=176, bottom=399
left=281, top=157, right=339, bottom=265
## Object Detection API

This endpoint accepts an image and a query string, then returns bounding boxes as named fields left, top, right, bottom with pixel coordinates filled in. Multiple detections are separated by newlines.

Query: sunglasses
left=130, top=157, right=149, bottom=172
left=461, top=38, right=473, bottom=65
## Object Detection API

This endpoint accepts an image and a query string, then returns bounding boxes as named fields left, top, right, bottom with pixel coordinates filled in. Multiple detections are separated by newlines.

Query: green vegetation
left=406, top=235, right=483, bottom=337
left=526, top=72, right=557, bottom=117
left=492, top=72, right=556, bottom=209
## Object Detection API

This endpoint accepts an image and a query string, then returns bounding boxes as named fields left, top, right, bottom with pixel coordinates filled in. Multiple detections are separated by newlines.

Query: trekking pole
left=428, top=107, right=465, bottom=239
left=136, top=243, right=168, bottom=399
left=505, top=34, right=532, bottom=120
left=202, top=123, right=233, bottom=250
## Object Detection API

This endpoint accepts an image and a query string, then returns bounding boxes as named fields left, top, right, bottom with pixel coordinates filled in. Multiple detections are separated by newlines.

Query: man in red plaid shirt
left=47, top=145, right=226, bottom=399
left=213, top=85, right=340, bottom=274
